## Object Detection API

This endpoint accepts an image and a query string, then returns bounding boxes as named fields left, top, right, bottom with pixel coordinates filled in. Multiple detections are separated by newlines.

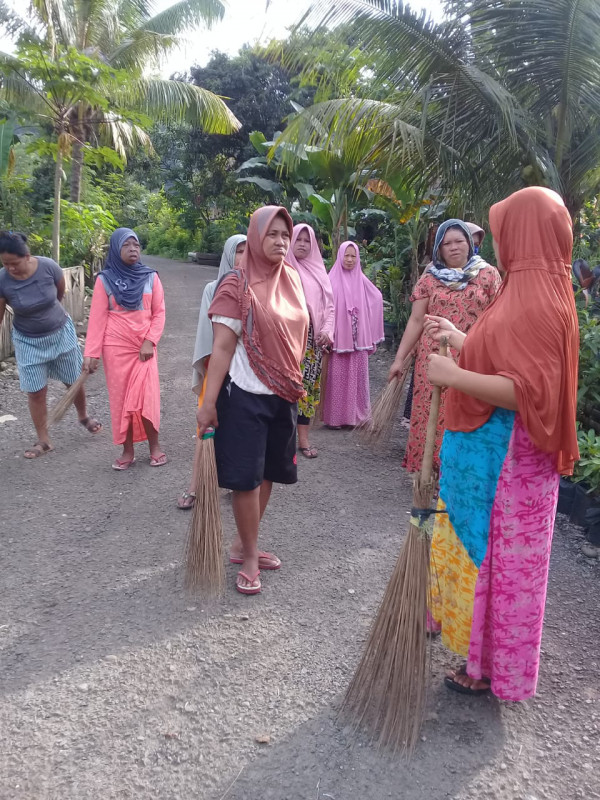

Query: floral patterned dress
left=403, top=267, right=502, bottom=473
left=298, top=324, right=323, bottom=419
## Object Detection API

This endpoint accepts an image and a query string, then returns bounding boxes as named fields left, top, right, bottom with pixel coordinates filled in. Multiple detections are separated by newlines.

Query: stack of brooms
left=343, top=338, right=448, bottom=752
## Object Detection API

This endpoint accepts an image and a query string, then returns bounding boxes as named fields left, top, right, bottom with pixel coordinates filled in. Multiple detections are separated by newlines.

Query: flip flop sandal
left=177, top=491, right=196, bottom=509
left=230, top=551, right=281, bottom=570
left=24, top=442, right=53, bottom=459
left=444, top=664, right=491, bottom=696
left=298, top=447, right=318, bottom=459
left=112, top=457, right=136, bottom=471
left=149, top=453, right=168, bottom=467
left=235, top=570, right=261, bottom=595
left=80, top=417, right=102, bottom=434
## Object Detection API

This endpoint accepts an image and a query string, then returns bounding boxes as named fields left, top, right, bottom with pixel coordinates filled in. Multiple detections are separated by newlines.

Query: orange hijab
left=445, top=187, right=579, bottom=475
left=209, top=206, right=309, bottom=403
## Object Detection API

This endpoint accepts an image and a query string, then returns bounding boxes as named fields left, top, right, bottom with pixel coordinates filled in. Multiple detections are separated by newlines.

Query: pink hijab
left=287, top=224, right=335, bottom=339
left=329, top=241, right=384, bottom=353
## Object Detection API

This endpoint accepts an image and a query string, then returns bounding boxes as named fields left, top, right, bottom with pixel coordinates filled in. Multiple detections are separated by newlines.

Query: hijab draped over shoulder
left=192, top=234, right=247, bottom=394
left=445, top=187, right=579, bottom=475
left=328, top=241, right=384, bottom=353
left=287, top=224, right=335, bottom=340
left=209, top=206, right=309, bottom=402
left=100, top=228, right=155, bottom=310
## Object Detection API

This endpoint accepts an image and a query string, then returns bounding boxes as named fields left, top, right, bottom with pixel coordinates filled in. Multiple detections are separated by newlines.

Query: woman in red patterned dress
left=389, top=220, right=501, bottom=473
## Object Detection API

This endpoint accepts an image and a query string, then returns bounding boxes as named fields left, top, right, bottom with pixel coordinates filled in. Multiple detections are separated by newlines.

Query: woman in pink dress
left=322, top=242, right=384, bottom=428
left=83, top=228, right=166, bottom=470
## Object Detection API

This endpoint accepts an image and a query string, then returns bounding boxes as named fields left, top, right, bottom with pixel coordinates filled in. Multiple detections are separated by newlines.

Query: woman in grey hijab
left=178, top=234, right=247, bottom=508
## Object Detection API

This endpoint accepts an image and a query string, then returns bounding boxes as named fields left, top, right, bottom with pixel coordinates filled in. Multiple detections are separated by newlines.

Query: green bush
left=198, top=219, right=246, bottom=254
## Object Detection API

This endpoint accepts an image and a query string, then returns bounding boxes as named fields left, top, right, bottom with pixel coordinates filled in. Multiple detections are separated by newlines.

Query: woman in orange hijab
left=424, top=187, right=579, bottom=700
left=197, top=206, right=309, bottom=596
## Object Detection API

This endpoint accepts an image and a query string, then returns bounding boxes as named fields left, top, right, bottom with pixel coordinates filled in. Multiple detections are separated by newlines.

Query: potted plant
left=561, top=307, right=600, bottom=517
left=570, top=426, right=600, bottom=527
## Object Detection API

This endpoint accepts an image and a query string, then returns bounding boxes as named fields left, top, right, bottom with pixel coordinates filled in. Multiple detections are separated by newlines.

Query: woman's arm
left=427, top=354, right=517, bottom=410
left=84, top=278, right=109, bottom=359
left=196, top=322, right=238, bottom=435
left=388, top=297, right=429, bottom=380
left=423, top=315, right=466, bottom=352
left=56, top=276, right=66, bottom=302
left=145, top=275, right=166, bottom=346
left=0, top=297, right=6, bottom=327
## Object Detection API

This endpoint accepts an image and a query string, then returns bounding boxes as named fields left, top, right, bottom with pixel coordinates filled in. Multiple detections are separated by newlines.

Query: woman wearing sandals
left=0, top=231, right=101, bottom=457
left=83, top=228, right=166, bottom=470
left=197, top=205, right=309, bottom=595
left=426, top=187, right=579, bottom=700
left=287, top=223, right=334, bottom=459
left=177, top=234, right=247, bottom=509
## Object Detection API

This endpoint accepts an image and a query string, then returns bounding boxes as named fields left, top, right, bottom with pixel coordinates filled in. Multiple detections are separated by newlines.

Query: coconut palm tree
left=276, top=0, right=600, bottom=220
left=0, top=0, right=240, bottom=257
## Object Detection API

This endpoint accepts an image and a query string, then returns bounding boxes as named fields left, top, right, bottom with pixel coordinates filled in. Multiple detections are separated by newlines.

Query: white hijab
left=192, top=234, right=247, bottom=394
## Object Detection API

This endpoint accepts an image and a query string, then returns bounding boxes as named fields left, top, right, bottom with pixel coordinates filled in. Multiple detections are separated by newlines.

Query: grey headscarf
left=192, top=234, right=247, bottom=394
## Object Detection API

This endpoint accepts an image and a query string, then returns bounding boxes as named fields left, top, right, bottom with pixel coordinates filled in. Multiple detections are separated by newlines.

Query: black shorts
left=214, top=379, right=298, bottom=491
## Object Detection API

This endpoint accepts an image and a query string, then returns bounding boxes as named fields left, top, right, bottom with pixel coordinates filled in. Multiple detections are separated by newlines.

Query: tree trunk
left=52, top=132, right=64, bottom=262
left=70, top=104, right=85, bottom=203
left=70, top=137, right=83, bottom=203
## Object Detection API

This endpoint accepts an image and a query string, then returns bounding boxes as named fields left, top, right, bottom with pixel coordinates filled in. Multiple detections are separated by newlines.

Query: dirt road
left=0, top=256, right=598, bottom=800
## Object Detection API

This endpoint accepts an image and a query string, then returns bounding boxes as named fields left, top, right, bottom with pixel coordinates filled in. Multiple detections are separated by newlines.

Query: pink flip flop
left=230, top=551, right=281, bottom=570
left=235, top=570, right=261, bottom=595
left=112, top=457, right=135, bottom=471
left=149, top=453, right=168, bottom=467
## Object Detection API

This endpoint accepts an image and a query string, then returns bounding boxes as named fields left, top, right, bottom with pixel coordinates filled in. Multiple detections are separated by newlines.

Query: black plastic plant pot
left=557, top=477, right=576, bottom=515
left=569, top=482, right=594, bottom=528
left=584, top=501, right=600, bottom=546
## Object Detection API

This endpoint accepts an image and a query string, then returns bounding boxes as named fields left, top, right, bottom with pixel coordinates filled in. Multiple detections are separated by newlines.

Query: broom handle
left=419, top=337, right=448, bottom=484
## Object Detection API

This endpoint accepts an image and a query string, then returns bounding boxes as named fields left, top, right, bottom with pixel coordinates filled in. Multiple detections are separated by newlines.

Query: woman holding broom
left=426, top=187, right=579, bottom=700
left=0, top=231, right=101, bottom=458
left=287, top=223, right=335, bottom=458
left=177, top=234, right=247, bottom=509
left=389, top=220, right=500, bottom=473
left=196, top=205, right=309, bottom=595
left=321, top=241, right=384, bottom=429
left=83, top=228, right=166, bottom=470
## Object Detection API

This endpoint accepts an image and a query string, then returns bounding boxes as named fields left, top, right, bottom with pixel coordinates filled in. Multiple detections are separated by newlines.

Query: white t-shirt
left=212, top=314, right=273, bottom=395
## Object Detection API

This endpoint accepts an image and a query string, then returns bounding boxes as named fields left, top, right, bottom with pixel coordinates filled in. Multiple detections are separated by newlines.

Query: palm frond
left=469, top=0, right=600, bottom=163
left=116, top=78, right=240, bottom=133
left=97, top=112, right=153, bottom=158
left=275, top=97, right=423, bottom=173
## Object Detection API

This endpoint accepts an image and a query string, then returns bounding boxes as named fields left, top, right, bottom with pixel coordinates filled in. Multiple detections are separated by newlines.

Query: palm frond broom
left=47, top=371, right=89, bottom=426
left=342, top=338, right=448, bottom=753
left=358, top=352, right=414, bottom=446
left=184, top=427, right=225, bottom=596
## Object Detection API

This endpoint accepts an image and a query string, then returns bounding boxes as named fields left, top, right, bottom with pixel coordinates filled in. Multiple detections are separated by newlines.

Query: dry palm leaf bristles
left=358, top=352, right=414, bottom=447
left=47, top=371, right=89, bottom=426
left=342, top=338, right=448, bottom=753
left=184, top=428, right=225, bottom=596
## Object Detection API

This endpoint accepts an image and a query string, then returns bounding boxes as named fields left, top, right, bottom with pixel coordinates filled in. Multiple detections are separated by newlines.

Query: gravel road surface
left=0, top=256, right=598, bottom=800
